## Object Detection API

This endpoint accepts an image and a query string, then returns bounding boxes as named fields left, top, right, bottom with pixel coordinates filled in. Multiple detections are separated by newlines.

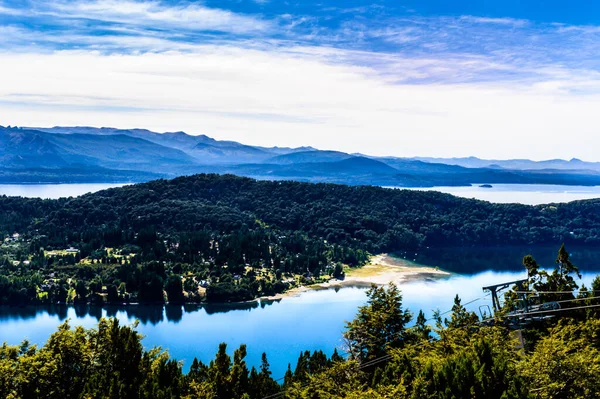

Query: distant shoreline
left=0, top=182, right=134, bottom=186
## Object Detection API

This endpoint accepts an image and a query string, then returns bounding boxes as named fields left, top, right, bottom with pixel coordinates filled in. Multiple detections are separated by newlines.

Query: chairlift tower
left=482, top=279, right=528, bottom=313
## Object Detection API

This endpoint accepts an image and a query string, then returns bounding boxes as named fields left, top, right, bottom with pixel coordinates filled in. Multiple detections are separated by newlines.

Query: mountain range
left=2, top=125, right=600, bottom=187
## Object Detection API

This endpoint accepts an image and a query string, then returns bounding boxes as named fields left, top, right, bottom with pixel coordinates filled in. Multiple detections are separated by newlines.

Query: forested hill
left=3, top=174, right=600, bottom=305
left=3, top=173, right=600, bottom=251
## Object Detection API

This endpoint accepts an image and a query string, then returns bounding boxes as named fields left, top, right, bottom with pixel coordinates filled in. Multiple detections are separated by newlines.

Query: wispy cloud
left=459, top=15, right=529, bottom=27
left=555, top=25, right=600, bottom=34
left=2, top=1, right=600, bottom=88
left=4, top=49, right=600, bottom=160
left=4, top=1, right=600, bottom=159
left=1, top=0, right=270, bottom=34
left=0, top=4, right=23, bottom=15
left=59, top=0, right=270, bottom=34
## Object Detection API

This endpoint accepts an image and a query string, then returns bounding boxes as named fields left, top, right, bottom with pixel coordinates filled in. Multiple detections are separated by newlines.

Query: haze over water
left=0, top=184, right=130, bottom=199
left=412, top=184, right=600, bottom=205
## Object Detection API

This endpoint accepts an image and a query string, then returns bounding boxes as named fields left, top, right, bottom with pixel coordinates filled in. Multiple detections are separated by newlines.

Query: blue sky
left=2, top=1, right=600, bottom=159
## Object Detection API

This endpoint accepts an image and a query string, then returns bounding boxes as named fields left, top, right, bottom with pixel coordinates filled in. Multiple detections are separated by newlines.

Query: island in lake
left=1, top=173, right=600, bottom=307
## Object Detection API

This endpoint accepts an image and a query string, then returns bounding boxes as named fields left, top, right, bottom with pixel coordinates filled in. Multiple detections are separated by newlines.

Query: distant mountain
left=266, top=150, right=352, bottom=164
left=189, top=139, right=271, bottom=164
left=0, top=127, right=69, bottom=168
left=376, top=158, right=473, bottom=174
left=412, top=156, right=600, bottom=172
left=3, top=125, right=600, bottom=187
left=323, top=156, right=399, bottom=174
left=0, top=166, right=161, bottom=184
left=1, top=127, right=196, bottom=174
left=253, top=145, right=316, bottom=155
left=31, top=126, right=310, bottom=165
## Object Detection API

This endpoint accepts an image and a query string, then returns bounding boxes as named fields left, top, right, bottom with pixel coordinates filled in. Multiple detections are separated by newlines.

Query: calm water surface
left=410, top=184, right=600, bottom=205
left=0, top=183, right=129, bottom=199
left=2, top=183, right=600, bottom=204
left=2, top=184, right=600, bottom=377
left=2, top=265, right=599, bottom=378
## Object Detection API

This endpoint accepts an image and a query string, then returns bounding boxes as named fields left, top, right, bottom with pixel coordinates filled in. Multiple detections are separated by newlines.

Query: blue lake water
left=0, top=183, right=129, bottom=199
left=2, top=184, right=600, bottom=377
left=2, top=265, right=599, bottom=379
left=409, top=184, right=600, bottom=205
left=1, top=183, right=600, bottom=204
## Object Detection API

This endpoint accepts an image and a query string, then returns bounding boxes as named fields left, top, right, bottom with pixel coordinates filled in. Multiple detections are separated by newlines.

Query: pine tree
left=344, top=283, right=412, bottom=362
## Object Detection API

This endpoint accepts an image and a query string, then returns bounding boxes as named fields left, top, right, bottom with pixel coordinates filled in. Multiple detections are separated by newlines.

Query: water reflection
left=2, top=249, right=599, bottom=378
left=410, top=245, right=600, bottom=274
left=0, top=299, right=281, bottom=325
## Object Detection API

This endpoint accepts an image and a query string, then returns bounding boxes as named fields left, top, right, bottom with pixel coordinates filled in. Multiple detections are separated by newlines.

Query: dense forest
left=2, top=174, right=600, bottom=305
left=2, top=249, right=600, bottom=399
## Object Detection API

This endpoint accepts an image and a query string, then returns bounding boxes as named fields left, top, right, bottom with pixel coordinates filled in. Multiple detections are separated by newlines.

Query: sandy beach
left=319, top=253, right=450, bottom=288
left=259, top=253, right=450, bottom=301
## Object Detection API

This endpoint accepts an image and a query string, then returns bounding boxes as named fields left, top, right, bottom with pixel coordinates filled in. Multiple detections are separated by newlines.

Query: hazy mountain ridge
left=266, top=150, right=353, bottom=164
left=2, top=125, right=600, bottom=186
left=31, top=126, right=312, bottom=164
left=412, top=156, right=600, bottom=172
left=1, top=127, right=198, bottom=174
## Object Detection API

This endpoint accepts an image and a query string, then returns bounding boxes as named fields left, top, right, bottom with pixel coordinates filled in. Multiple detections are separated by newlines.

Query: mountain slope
left=44, top=133, right=197, bottom=173
left=1, top=127, right=198, bottom=174
left=266, top=150, right=353, bottom=164
left=5, top=125, right=600, bottom=187
left=413, top=156, right=600, bottom=172
left=31, top=126, right=307, bottom=164
left=0, top=127, right=68, bottom=168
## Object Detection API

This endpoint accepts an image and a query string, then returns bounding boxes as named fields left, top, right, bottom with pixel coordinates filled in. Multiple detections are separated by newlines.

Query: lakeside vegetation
left=3, top=174, right=600, bottom=306
left=2, top=246, right=600, bottom=398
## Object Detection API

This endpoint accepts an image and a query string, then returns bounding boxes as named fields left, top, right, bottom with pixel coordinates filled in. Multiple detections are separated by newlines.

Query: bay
left=2, top=183, right=600, bottom=378
left=0, top=183, right=129, bottom=199
left=2, top=183, right=600, bottom=205
left=409, top=184, right=600, bottom=205
left=2, top=263, right=598, bottom=379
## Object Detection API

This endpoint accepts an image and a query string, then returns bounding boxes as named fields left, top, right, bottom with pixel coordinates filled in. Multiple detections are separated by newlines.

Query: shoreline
left=2, top=254, right=449, bottom=309
left=257, top=253, right=451, bottom=302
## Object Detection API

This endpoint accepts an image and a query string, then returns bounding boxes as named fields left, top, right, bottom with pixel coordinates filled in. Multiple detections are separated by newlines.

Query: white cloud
left=4, top=3, right=600, bottom=160
left=0, top=5, right=20, bottom=15
left=3, top=49, right=600, bottom=161
left=556, top=25, right=600, bottom=34
left=7, top=0, right=270, bottom=35
left=459, top=15, right=529, bottom=27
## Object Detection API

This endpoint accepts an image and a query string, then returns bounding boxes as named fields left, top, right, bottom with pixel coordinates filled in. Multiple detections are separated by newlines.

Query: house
left=199, top=280, right=210, bottom=288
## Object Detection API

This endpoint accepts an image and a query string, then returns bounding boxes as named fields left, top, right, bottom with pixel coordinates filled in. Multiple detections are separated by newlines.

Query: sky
left=2, top=1, right=600, bottom=160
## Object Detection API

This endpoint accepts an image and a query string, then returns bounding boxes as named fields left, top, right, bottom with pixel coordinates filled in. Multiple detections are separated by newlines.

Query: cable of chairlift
left=553, top=296, right=600, bottom=305
left=515, top=290, right=600, bottom=294
left=263, top=288, right=600, bottom=398
left=261, top=293, right=494, bottom=399
left=499, top=303, right=600, bottom=319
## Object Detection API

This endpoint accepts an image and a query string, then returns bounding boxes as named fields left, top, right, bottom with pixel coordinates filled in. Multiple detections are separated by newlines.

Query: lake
left=410, top=184, right=600, bottom=205
left=0, top=183, right=129, bottom=199
left=2, top=183, right=600, bottom=378
left=2, top=247, right=599, bottom=379
left=2, top=183, right=600, bottom=204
